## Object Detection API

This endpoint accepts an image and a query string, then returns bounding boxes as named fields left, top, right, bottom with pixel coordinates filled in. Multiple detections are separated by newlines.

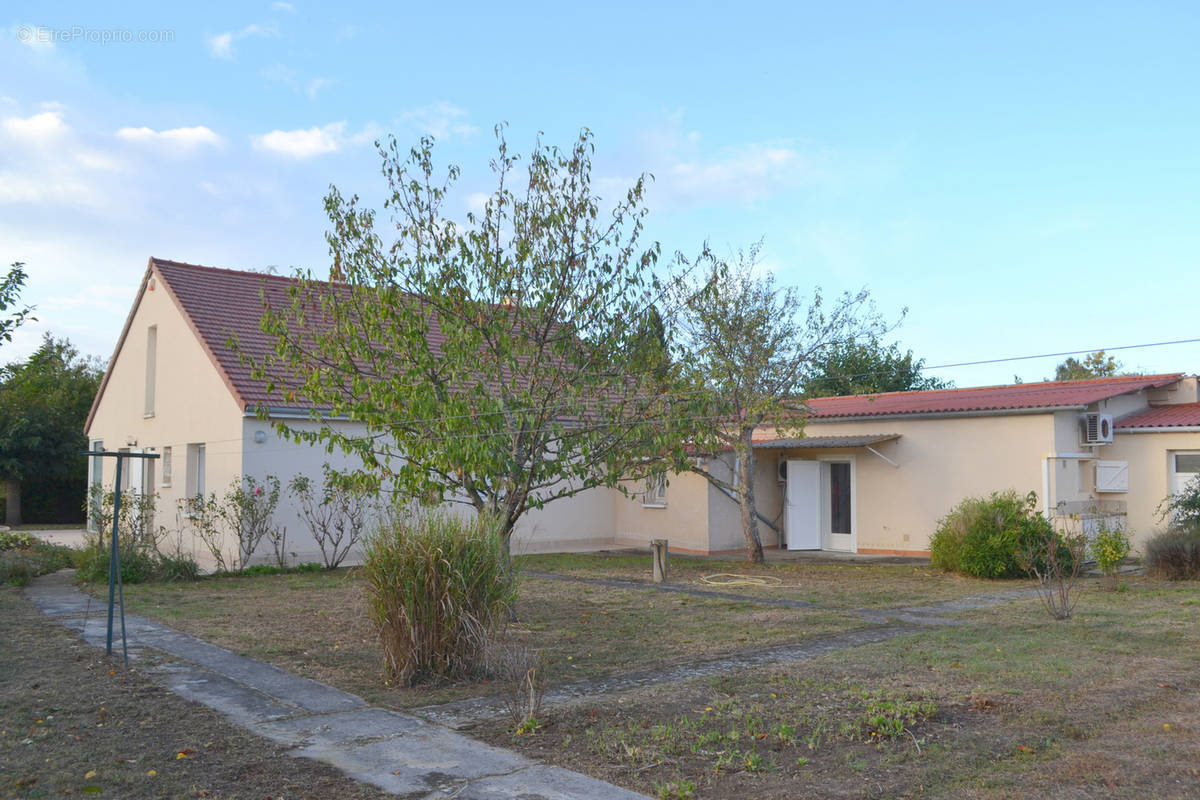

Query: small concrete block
left=156, top=663, right=302, bottom=726
left=289, top=724, right=534, bottom=796
left=251, top=707, right=425, bottom=747
left=458, top=764, right=654, bottom=799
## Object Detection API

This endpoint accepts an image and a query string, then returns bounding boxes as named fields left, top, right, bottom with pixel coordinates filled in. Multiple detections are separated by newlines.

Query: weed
left=653, top=778, right=696, bottom=799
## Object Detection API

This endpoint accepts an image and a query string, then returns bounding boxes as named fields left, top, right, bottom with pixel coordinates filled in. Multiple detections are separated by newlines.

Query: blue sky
left=4, top=1, right=1200, bottom=386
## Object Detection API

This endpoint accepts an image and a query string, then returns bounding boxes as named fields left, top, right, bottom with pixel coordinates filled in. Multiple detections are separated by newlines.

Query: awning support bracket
left=866, top=445, right=899, bottom=468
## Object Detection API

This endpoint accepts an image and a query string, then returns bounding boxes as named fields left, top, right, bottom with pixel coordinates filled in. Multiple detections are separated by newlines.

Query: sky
left=3, top=1, right=1200, bottom=387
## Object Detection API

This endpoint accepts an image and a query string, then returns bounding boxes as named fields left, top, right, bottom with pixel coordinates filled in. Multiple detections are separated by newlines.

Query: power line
left=918, top=337, right=1200, bottom=373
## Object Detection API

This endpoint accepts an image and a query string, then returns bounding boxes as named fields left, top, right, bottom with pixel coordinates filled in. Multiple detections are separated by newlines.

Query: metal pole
left=106, top=456, right=122, bottom=657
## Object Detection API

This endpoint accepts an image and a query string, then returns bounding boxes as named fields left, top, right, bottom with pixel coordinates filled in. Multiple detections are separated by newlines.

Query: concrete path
left=25, top=571, right=651, bottom=800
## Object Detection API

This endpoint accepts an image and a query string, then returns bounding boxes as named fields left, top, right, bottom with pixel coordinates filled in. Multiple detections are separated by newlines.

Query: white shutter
left=1095, top=461, right=1128, bottom=493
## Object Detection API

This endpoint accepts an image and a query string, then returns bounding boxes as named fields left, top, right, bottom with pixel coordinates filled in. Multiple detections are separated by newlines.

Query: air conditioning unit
left=777, top=460, right=788, bottom=483
left=1081, top=412, right=1114, bottom=445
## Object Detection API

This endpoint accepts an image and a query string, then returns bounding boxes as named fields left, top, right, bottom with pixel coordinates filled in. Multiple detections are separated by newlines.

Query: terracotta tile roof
left=152, top=258, right=320, bottom=411
left=805, top=374, right=1183, bottom=419
left=1115, top=403, right=1200, bottom=429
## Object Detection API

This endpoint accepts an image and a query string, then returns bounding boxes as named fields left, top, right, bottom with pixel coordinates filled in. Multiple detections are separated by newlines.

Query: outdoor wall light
left=253, top=430, right=268, bottom=444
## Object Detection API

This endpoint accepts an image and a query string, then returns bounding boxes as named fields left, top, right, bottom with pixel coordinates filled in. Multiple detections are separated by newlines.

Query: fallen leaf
left=146, top=769, right=157, bottom=776
left=85, top=770, right=97, bottom=779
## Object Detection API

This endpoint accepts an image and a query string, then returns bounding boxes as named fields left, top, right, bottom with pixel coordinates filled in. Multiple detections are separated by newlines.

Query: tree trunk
left=737, top=429, right=764, bottom=564
left=5, top=478, right=21, bottom=527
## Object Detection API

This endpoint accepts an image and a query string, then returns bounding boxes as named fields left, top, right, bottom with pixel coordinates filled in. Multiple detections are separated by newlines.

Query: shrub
left=931, top=490, right=1074, bottom=579
left=0, top=539, right=76, bottom=586
left=362, top=509, right=518, bottom=686
left=74, top=537, right=160, bottom=584
left=1091, top=521, right=1132, bottom=581
left=1144, top=525, right=1200, bottom=580
left=1159, top=474, right=1200, bottom=528
left=289, top=471, right=370, bottom=569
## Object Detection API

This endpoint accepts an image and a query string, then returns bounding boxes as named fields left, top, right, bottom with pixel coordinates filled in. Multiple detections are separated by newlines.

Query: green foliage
left=1091, top=522, right=1132, bottom=577
left=76, top=487, right=199, bottom=584
left=0, top=530, right=38, bottom=550
left=1053, top=350, right=1122, bottom=381
left=1144, top=525, right=1200, bottom=580
left=182, top=475, right=283, bottom=571
left=0, top=335, right=103, bottom=524
left=931, top=490, right=1072, bottom=578
left=858, top=692, right=939, bottom=740
left=0, top=262, right=35, bottom=347
left=0, top=537, right=75, bottom=586
left=653, top=778, right=697, bottom=800
left=1159, top=474, right=1200, bottom=529
left=252, top=128, right=684, bottom=542
left=361, top=508, right=518, bottom=686
left=805, top=335, right=950, bottom=397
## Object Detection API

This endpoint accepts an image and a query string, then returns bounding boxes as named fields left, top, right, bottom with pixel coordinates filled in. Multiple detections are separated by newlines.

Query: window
left=88, top=441, right=103, bottom=533
left=1175, top=454, right=1200, bottom=474
left=186, top=443, right=206, bottom=499
left=829, top=462, right=852, bottom=535
left=144, top=325, right=157, bottom=417
left=161, top=446, right=172, bottom=486
left=642, top=474, right=667, bottom=507
left=118, top=447, right=131, bottom=492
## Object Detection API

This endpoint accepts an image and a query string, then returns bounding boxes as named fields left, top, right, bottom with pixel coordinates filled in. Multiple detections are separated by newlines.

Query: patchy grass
left=0, top=587, right=396, bottom=800
left=518, top=551, right=1004, bottom=609
left=480, top=577, right=1200, bottom=799
left=112, top=569, right=868, bottom=708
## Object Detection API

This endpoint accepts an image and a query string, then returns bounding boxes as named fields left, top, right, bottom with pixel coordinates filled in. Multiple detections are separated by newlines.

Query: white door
left=823, top=459, right=855, bottom=552
left=786, top=460, right=821, bottom=550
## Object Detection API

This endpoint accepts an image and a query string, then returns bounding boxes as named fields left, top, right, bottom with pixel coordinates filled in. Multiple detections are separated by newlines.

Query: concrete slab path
left=25, top=571, right=651, bottom=800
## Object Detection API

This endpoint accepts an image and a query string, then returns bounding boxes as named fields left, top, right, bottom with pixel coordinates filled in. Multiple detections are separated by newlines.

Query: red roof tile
left=806, top=374, right=1183, bottom=419
left=1115, top=403, right=1200, bottom=429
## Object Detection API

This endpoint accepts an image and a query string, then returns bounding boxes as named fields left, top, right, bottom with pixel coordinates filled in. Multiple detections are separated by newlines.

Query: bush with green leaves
left=289, top=470, right=370, bottom=569
left=1159, top=474, right=1200, bottom=528
left=930, top=490, right=1074, bottom=578
left=1091, top=521, right=1132, bottom=579
left=362, top=508, right=518, bottom=686
left=0, top=536, right=76, bottom=586
left=1144, top=524, right=1200, bottom=580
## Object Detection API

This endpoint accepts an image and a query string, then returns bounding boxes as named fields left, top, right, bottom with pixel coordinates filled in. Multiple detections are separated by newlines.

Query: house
left=87, top=258, right=1200, bottom=565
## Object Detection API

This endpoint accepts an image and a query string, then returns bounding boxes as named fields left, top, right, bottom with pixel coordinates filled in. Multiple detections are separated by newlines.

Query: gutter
left=1116, top=426, right=1200, bottom=433
left=810, top=405, right=1083, bottom=424
left=245, top=406, right=354, bottom=421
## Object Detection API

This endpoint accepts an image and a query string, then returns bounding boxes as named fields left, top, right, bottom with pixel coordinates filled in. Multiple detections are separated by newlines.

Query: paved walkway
left=25, top=571, right=651, bottom=800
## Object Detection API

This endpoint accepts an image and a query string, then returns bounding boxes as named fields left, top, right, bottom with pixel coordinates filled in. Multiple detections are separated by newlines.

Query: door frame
left=817, top=454, right=857, bottom=553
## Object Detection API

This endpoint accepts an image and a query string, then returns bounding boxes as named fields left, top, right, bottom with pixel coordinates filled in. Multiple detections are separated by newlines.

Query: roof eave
left=807, top=405, right=1084, bottom=423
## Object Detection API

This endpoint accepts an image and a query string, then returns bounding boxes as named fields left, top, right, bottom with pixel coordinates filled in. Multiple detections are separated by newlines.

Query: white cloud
left=600, top=118, right=806, bottom=213
left=205, top=22, right=278, bottom=60
left=400, top=102, right=478, bottom=140
left=306, top=77, right=333, bottom=98
left=12, top=25, right=56, bottom=52
left=252, top=122, right=344, bottom=158
left=272, top=1, right=295, bottom=10
left=116, top=125, right=224, bottom=153
left=206, top=31, right=234, bottom=59
left=2, top=110, right=69, bottom=144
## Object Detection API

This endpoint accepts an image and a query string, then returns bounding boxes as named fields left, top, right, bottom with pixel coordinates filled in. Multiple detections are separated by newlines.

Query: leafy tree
left=805, top=336, right=950, bottom=397
left=673, top=245, right=889, bottom=563
left=0, top=335, right=103, bottom=525
left=0, top=262, right=35, bottom=347
left=253, top=128, right=685, bottom=549
left=1053, top=350, right=1122, bottom=381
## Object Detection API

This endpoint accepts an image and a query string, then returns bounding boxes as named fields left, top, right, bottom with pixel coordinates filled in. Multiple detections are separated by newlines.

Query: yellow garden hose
left=698, top=573, right=783, bottom=588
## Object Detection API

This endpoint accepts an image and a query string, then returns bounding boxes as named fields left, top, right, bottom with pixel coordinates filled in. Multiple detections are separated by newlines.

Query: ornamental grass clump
left=362, top=509, right=517, bottom=686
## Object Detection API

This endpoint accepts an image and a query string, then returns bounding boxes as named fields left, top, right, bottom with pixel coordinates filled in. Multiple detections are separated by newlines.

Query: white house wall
left=86, top=272, right=246, bottom=566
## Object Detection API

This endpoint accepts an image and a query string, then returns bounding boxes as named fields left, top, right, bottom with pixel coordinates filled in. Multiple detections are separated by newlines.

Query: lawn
left=112, top=564, right=869, bottom=708
left=480, top=577, right=1200, bottom=799
left=81, top=555, right=1200, bottom=798
left=518, top=551, right=1006, bottom=609
left=0, top=587, right=397, bottom=800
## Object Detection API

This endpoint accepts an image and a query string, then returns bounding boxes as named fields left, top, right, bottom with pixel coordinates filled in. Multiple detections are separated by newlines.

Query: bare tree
left=673, top=245, right=890, bottom=562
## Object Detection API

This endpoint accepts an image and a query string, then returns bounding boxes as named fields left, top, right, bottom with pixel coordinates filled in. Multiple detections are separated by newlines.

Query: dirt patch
left=0, top=587, right=395, bottom=800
